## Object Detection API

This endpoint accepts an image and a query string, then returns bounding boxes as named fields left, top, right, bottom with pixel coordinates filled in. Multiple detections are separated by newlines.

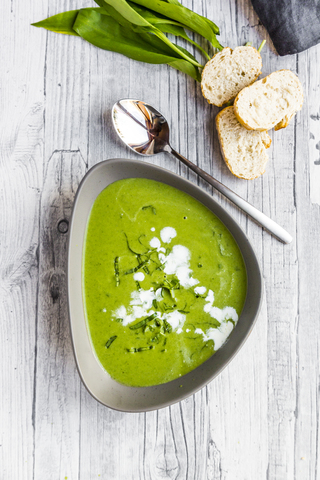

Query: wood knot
left=58, top=219, right=69, bottom=234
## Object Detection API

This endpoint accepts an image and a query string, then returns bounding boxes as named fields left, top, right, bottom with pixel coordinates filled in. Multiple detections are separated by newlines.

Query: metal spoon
left=112, top=99, right=292, bottom=244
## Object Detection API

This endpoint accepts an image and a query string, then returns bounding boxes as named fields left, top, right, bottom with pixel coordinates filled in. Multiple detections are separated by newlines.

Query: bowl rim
left=67, top=158, right=263, bottom=412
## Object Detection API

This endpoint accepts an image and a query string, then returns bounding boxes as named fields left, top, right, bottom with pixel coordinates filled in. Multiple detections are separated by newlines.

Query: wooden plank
left=0, top=0, right=47, bottom=478
left=33, top=2, right=90, bottom=475
left=293, top=47, right=320, bottom=480
left=33, top=150, right=86, bottom=480
left=306, top=45, right=320, bottom=206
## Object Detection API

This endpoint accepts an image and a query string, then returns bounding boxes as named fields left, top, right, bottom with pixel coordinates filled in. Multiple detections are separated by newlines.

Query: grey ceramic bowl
left=68, top=158, right=263, bottom=412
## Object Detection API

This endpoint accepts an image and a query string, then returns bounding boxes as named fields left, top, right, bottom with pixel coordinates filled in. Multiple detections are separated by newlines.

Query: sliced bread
left=216, top=107, right=271, bottom=180
left=201, top=46, right=262, bottom=107
left=233, top=69, right=303, bottom=131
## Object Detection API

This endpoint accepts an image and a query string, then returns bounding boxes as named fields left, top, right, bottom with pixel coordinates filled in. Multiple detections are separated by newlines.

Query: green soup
left=83, top=178, right=247, bottom=387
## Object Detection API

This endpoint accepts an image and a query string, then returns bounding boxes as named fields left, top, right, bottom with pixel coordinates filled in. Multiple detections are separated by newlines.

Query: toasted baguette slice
left=216, top=107, right=271, bottom=180
left=201, top=46, right=262, bottom=107
left=234, top=69, right=303, bottom=131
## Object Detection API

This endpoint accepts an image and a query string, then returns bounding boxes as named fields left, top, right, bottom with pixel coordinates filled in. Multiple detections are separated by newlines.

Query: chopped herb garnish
left=137, top=346, right=154, bottom=352
left=105, top=336, right=117, bottom=348
left=149, top=334, right=161, bottom=344
left=138, top=234, right=149, bottom=250
left=115, top=318, right=123, bottom=323
left=143, top=264, right=150, bottom=274
left=129, top=319, right=148, bottom=330
left=124, top=232, right=145, bottom=255
left=129, top=313, right=157, bottom=330
left=198, top=263, right=203, bottom=268
left=170, top=278, right=180, bottom=289
left=135, top=281, right=141, bottom=290
left=114, top=257, right=120, bottom=286
left=142, top=205, right=157, bottom=215
left=123, top=259, right=149, bottom=275
left=127, top=346, right=154, bottom=353
left=163, top=319, right=172, bottom=333
left=161, top=302, right=174, bottom=313
left=156, top=262, right=166, bottom=271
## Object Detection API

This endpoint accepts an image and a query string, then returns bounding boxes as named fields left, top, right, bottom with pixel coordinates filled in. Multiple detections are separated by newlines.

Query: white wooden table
left=1, top=1, right=320, bottom=478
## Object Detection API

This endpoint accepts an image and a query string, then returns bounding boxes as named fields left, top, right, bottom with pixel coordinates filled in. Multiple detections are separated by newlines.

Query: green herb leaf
left=32, top=10, right=81, bottom=35
left=101, top=0, right=204, bottom=67
left=114, top=256, right=120, bottom=286
left=129, top=313, right=157, bottom=330
left=129, top=0, right=221, bottom=46
left=142, top=205, right=157, bottom=214
left=163, top=319, right=172, bottom=333
left=137, top=346, right=154, bottom=351
left=105, top=335, right=117, bottom=348
left=127, top=3, right=211, bottom=61
left=123, top=258, right=149, bottom=275
left=127, top=347, right=137, bottom=353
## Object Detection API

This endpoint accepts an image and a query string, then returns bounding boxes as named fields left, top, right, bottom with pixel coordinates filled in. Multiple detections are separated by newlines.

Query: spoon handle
left=170, top=148, right=292, bottom=244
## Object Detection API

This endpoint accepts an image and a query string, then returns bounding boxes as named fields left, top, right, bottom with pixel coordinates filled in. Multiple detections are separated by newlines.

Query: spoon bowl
left=112, top=99, right=170, bottom=155
left=112, top=99, right=292, bottom=244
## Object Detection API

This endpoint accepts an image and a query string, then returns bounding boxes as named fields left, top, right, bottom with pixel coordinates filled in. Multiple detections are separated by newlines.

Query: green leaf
left=73, top=9, right=201, bottom=80
left=129, top=0, right=222, bottom=47
left=100, top=0, right=203, bottom=67
left=105, top=335, right=117, bottom=348
left=159, top=24, right=211, bottom=61
left=102, top=0, right=152, bottom=27
left=127, top=2, right=210, bottom=60
left=31, top=10, right=80, bottom=35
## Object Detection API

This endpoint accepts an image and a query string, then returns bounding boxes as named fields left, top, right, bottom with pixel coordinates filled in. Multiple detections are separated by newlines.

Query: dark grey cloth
left=251, top=0, right=320, bottom=55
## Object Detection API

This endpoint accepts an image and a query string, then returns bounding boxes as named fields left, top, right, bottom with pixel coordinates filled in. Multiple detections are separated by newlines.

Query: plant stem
left=157, top=30, right=203, bottom=68
left=257, top=39, right=266, bottom=53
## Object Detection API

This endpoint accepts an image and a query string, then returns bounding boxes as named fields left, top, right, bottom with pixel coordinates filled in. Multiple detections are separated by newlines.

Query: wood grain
left=1, top=0, right=320, bottom=478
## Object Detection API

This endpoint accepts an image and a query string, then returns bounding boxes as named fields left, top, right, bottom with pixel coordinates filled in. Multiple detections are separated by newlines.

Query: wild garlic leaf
left=129, top=0, right=222, bottom=48
left=127, top=3, right=211, bottom=60
left=100, top=0, right=203, bottom=67
left=32, top=10, right=81, bottom=35
left=73, top=9, right=201, bottom=79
